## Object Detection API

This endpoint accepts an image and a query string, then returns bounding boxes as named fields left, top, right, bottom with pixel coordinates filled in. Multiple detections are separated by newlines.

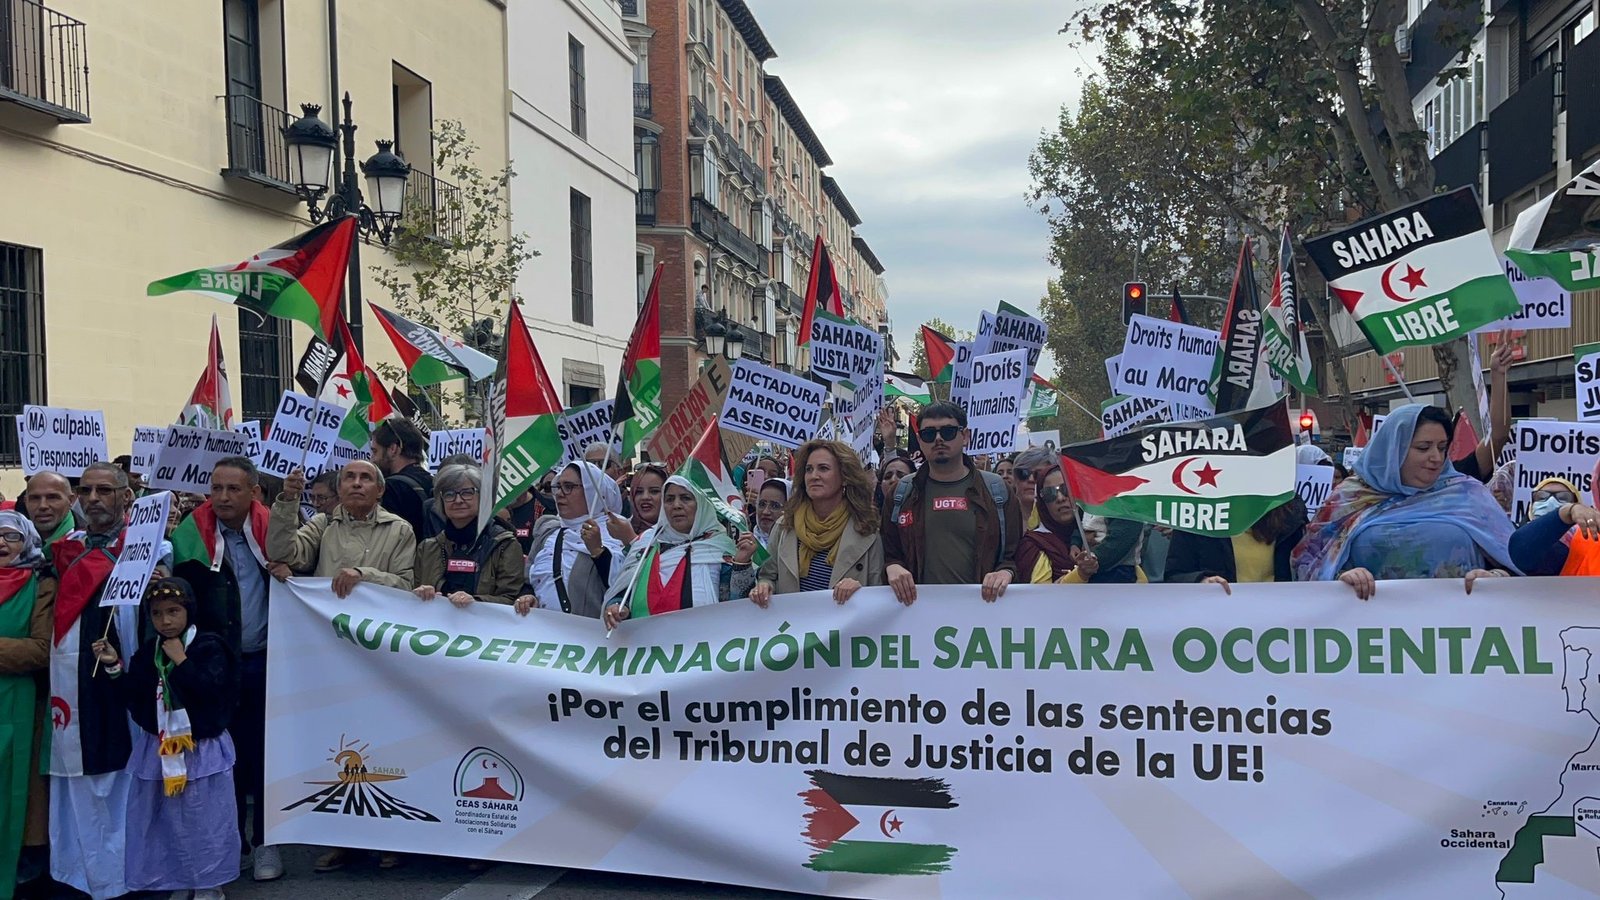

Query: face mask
left=1531, top=496, right=1564, bottom=519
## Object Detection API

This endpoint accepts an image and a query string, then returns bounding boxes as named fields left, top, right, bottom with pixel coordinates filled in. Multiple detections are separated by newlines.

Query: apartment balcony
left=694, top=306, right=771, bottom=363
left=401, top=170, right=465, bottom=241
left=0, top=0, right=89, bottom=123
left=1430, top=124, right=1482, bottom=194
left=1569, top=32, right=1600, bottom=160
left=636, top=188, right=657, bottom=226
left=691, top=197, right=765, bottom=271
left=774, top=282, right=800, bottom=316
left=689, top=96, right=710, bottom=137
left=1487, top=64, right=1557, bottom=204
left=222, top=94, right=297, bottom=192
left=633, top=82, right=652, bottom=118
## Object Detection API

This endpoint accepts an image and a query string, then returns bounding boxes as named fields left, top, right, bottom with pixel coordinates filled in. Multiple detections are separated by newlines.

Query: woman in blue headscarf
left=1292, top=404, right=1518, bottom=598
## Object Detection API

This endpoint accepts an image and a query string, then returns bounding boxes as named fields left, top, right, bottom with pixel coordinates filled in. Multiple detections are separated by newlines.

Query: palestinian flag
left=369, top=303, right=497, bottom=385
left=885, top=371, right=931, bottom=403
left=329, top=320, right=393, bottom=447
left=148, top=216, right=353, bottom=342
left=798, top=235, right=845, bottom=346
left=920, top=326, right=956, bottom=383
left=177, top=314, right=235, bottom=430
left=799, top=770, right=958, bottom=876
left=679, top=416, right=760, bottom=554
left=1209, top=240, right=1279, bottom=412
left=483, top=301, right=564, bottom=516
left=1261, top=226, right=1318, bottom=395
left=1026, top=374, right=1059, bottom=419
left=170, top=499, right=270, bottom=572
left=1168, top=287, right=1190, bottom=325
left=1305, top=187, right=1520, bottom=355
left=1505, top=158, right=1600, bottom=291
left=1060, top=401, right=1296, bottom=537
left=613, top=263, right=664, bottom=459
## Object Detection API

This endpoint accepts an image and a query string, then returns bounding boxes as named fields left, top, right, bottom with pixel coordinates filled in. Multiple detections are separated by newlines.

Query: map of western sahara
left=1499, top=627, right=1600, bottom=896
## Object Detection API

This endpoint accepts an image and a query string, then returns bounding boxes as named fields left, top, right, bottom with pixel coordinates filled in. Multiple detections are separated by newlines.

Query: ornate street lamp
left=283, top=96, right=411, bottom=246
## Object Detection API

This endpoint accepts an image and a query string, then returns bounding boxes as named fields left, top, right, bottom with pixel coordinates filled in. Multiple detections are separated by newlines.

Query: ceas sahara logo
left=454, top=747, right=524, bottom=803
left=282, top=735, right=439, bottom=822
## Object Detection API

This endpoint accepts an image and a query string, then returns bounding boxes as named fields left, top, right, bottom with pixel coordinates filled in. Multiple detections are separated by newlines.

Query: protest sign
left=722, top=360, right=825, bottom=450
left=1024, top=430, right=1060, bottom=451
left=987, top=303, right=1048, bottom=377
left=1511, top=420, right=1600, bottom=521
left=429, top=428, right=487, bottom=470
left=1342, top=446, right=1363, bottom=469
left=130, top=427, right=166, bottom=477
left=1104, top=355, right=1122, bottom=390
left=1099, top=394, right=1210, bottom=439
left=970, top=309, right=998, bottom=356
left=16, top=405, right=107, bottom=476
left=557, top=401, right=619, bottom=465
left=1295, top=463, right=1335, bottom=515
left=648, top=359, right=755, bottom=471
left=99, top=491, right=173, bottom=608
left=1473, top=257, right=1571, bottom=331
left=842, top=367, right=884, bottom=446
left=1113, top=315, right=1220, bottom=410
left=148, top=426, right=251, bottom=494
left=258, top=391, right=347, bottom=479
left=232, top=420, right=262, bottom=465
left=1575, top=342, right=1600, bottom=423
left=948, top=341, right=975, bottom=410
left=965, top=349, right=1029, bottom=454
left=808, top=313, right=882, bottom=383
left=269, top=576, right=1600, bottom=897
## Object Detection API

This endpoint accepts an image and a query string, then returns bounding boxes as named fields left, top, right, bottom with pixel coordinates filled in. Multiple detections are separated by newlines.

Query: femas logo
left=281, top=735, right=439, bottom=822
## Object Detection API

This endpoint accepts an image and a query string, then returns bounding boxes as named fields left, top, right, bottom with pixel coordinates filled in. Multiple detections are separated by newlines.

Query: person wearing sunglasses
left=413, top=464, right=525, bottom=609
left=516, top=461, right=626, bottom=618
left=882, top=402, right=1021, bottom=604
left=1017, top=465, right=1147, bottom=584
left=1012, top=446, right=1055, bottom=531
left=1509, top=461, right=1600, bottom=576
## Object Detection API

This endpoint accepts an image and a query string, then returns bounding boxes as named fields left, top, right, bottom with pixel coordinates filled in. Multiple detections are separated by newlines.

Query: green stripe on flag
left=804, top=840, right=957, bottom=875
left=1504, top=249, right=1600, bottom=293
left=1355, top=274, right=1519, bottom=354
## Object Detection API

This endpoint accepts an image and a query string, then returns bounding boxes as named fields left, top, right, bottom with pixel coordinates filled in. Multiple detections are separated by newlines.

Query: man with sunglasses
left=882, top=401, right=1021, bottom=604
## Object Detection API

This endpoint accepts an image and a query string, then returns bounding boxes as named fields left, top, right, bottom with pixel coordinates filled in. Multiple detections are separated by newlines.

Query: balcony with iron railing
left=691, top=197, right=765, bottom=272
left=0, top=0, right=90, bottom=123
left=774, top=282, right=801, bottom=316
left=222, top=94, right=296, bottom=191
left=401, top=169, right=465, bottom=241
left=633, top=82, right=652, bottom=118
left=636, top=188, right=657, bottom=226
left=689, top=96, right=710, bottom=137
left=694, top=306, right=772, bottom=363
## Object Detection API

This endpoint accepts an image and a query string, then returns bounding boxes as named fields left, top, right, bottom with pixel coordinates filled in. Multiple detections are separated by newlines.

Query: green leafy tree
left=906, top=315, right=973, bottom=382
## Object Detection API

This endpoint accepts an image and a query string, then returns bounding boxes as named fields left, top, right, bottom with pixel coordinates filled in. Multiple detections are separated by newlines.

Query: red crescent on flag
left=1170, top=457, right=1200, bottom=496
left=879, top=809, right=898, bottom=839
left=1379, top=262, right=1414, bottom=303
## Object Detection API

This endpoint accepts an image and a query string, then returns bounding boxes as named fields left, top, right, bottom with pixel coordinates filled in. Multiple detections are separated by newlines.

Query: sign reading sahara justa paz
left=986, top=302, right=1048, bottom=378
left=557, top=401, right=622, bottom=466
left=1575, top=342, right=1600, bottom=423
left=1510, top=420, right=1600, bottom=522
left=1304, top=186, right=1521, bottom=354
left=15, top=405, right=107, bottom=476
left=1061, top=402, right=1295, bottom=537
left=721, top=360, right=825, bottom=450
left=1113, top=315, right=1220, bottom=410
left=809, top=313, right=882, bottom=384
left=99, top=491, right=173, bottom=608
left=267, top=576, right=1600, bottom=898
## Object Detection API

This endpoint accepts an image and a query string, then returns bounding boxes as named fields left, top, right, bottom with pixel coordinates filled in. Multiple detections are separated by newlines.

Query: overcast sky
left=748, top=0, right=1091, bottom=369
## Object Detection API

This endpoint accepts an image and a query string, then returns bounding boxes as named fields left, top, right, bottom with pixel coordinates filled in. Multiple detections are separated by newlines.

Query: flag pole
left=1379, top=354, right=1417, bottom=403
left=297, top=335, right=343, bottom=478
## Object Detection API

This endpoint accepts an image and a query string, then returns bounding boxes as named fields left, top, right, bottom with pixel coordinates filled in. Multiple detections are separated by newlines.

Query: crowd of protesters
left=3, top=391, right=1599, bottom=898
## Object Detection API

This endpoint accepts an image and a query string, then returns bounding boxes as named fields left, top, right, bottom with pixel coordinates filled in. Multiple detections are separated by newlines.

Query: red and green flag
left=171, top=499, right=270, bottom=571
left=920, top=325, right=956, bottom=383
left=368, top=302, right=497, bottom=386
left=1060, top=402, right=1296, bottom=538
left=1505, top=158, right=1600, bottom=291
left=800, top=770, right=958, bottom=875
left=612, top=263, right=664, bottom=459
left=148, top=216, right=353, bottom=342
left=797, top=235, right=845, bottom=346
left=483, top=301, right=564, bottom=517
left=328, top=320, right=394, bottom=447
left=177, top=314, right=235, bottom=430
left=1209, top=240, right=1279, bottom=413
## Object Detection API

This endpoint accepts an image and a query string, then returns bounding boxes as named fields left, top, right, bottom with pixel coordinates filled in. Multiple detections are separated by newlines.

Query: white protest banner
left=1099, top=395, right=1211, bottom=439
left=130, top=427, right=166, bottom=477
left=1024, top=430, right=1060, bottom=451
left=987, top=303, right=1048, bottom=378
left=257, top=391, right=347, bottom=479
left=1295, top=464, right=1335, bottom=515
left=722, top=360, right=825, bottom=450
left=148, top=426, right=252, bottom=494
left=268, top=577, right=1600, bottom=897
left=1104, top=355, right=1122, bottom=390
left=1475, top=257, right=1571, bottom=331
left=1511, top=420, right=1600, bottom=521
left=1114, top=315, right=1220, bottom=410
left=970, top=309, right=998, bottom=356
left=809, top=313, right=882, bottom=383
left=842, top=366, right=884, bottom=446
left=965, top=349, right=1029, bottom=454
left=1575, top=342, right=1600, bottom=423
left=330, top=439, right=369, bottom=467
left=99, top=491, right=173, bottom=608
left=429, top=428, right=487, bottom=470
left=1342, top=447, right=1363, bottom=469
left=232, top=421, right=262, bottom=465
left=948, top=341, right=976, bottom=410
left=16, top=405, right=107, bottom=476
left=557, top=400, right=616, bottom=465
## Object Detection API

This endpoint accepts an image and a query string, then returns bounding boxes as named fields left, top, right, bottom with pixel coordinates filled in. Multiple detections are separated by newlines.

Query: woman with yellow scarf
left=748, top=440, right=885, bottom=607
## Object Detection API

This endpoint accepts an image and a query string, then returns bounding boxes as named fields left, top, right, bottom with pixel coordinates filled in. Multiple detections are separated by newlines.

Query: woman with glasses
left=0, top=511, right=53, bottom=897
left=749, top=440, right=884, bottom=607
left=1012, top=447, right=1055, bottom=531
left=751, top=478, right=790, bottom=549
left=412, top=464, right=525, bottom=608
left=517, top=461, right=625, bottom=618
left=1509, top=462, right=1600, bottom=576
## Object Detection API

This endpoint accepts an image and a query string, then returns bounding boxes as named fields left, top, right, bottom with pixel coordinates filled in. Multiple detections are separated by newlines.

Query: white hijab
left=529, top=461, right=624, bottom=609
left=609, top=475, right=736, bottom=609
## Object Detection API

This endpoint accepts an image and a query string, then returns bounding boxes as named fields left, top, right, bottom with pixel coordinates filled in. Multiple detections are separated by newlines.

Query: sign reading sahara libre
left=267, top=577, right=1600, bottom=898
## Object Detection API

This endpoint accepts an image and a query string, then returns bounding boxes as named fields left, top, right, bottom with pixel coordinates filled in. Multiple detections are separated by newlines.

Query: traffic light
left=1121, top=282, right=1147, bottom=324
left=1299, top=412, right=1315, bottom=432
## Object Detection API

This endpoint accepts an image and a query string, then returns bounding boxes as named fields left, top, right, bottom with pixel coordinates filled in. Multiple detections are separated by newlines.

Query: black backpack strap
left=551, top=530, right=572, bottom=615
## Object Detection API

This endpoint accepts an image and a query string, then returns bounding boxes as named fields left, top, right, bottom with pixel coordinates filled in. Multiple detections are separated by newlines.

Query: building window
left=569, top=36, right=587, bottom=139
left=570, top=189, right=593, bottom=325
left=0, top=244, right=46, bottom=464
left=238, top=308, right=290, bottom=424
left=567, top=385, right=600, bottom=407
left=391, top=62, right=433, bottom=173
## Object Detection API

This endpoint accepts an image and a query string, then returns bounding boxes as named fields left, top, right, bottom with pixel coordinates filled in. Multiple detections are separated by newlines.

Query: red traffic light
left=1299, top=412, right=1315, bottom=431
left=1121, top=281, right=1148, bottom=324
left=1127, top=284, right=1144, bottom=300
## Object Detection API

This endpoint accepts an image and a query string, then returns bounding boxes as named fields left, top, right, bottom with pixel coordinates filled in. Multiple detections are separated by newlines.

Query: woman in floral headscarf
left=1292, top=404, right=1519, bottom=598
left=0, top=511, right=54, bottom=898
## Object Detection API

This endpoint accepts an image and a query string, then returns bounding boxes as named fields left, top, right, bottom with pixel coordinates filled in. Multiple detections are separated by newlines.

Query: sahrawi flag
left=1261, top=226, right=1318, bottom=395
left=1208, top=240, right=1280, bottom=412
left=800, top=770, right=958, bottom=875
left=1026, top=374, right=1059, bottom=418
left=177, top=314, right=234, bottom=429
left=328, top=319, right=395, bottom=447
left=798, top=235, right=845, bottom=346
left=885, top=370, right=931, bottom=403
left=1305, top=186, right=1520, bottom=354
left=612, top=262, right=664, bottom=459
left=1505, top=157, right=1600, bottom=291
left=1060, top=401, right=1295, bottom=537
left=369, top=302, right=497, bottom=385
left=484, top=301, right=564, bottom=516
left=148, top=216, right=354, bottom=342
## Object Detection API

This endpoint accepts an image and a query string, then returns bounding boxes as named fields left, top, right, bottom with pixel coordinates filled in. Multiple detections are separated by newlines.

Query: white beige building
left=0, top=0, right=510, bottom=493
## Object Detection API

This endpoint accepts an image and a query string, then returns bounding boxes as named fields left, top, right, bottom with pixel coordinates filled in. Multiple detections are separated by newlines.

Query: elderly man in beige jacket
left=268, top=461, right=416, bottom=598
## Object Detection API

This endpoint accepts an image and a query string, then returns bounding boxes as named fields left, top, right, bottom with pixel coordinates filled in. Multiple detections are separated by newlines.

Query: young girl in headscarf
left=1292, top=404, right=1518, bottom=599
left=516, top=461, right=626, bottom=618
left=91, top=577, right=239, bottom=898
left=0, top=511, right=54, bottom=898
left=603, top=475, right=758, bottom=626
